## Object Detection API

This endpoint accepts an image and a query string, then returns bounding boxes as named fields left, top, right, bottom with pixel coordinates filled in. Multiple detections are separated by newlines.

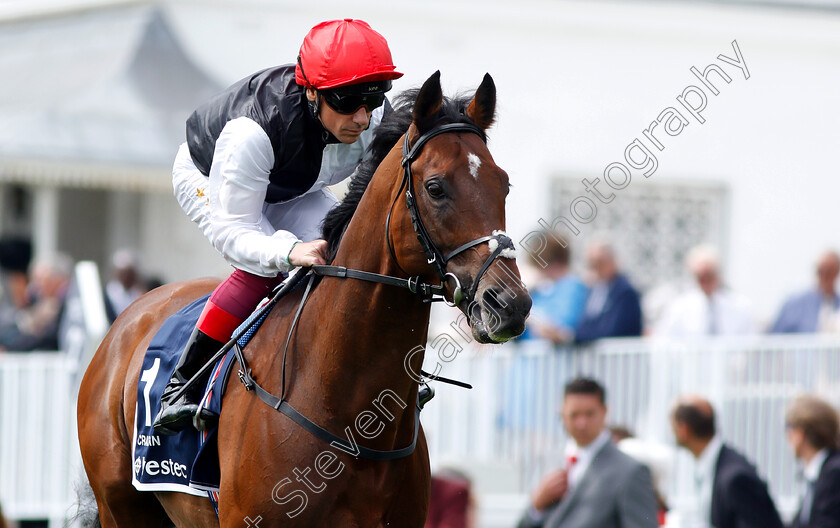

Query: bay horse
left=77, top=71, right=531, bottom=527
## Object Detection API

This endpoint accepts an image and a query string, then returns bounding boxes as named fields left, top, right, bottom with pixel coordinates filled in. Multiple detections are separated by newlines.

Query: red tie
left=566, top=454, right=578, bottom=471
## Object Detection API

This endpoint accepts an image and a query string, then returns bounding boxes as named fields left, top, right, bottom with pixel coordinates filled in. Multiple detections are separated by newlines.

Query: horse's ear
left=466, top=73, right=496, bottom=130
left=412, top=71, right=443, bottom=134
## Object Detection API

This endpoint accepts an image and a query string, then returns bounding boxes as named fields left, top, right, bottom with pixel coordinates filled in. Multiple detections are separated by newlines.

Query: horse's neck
left=317, top=153, right=433, bottom=360
left=287, top=203, right=431, bottom=446
left=314, top=222, right=432, bottom=371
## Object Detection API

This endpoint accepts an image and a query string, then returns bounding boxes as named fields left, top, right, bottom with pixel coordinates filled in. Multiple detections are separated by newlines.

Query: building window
left=549, top=176, right=729, bottom=292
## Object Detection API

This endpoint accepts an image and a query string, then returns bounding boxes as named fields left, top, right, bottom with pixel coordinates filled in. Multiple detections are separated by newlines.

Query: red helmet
left=295, top=19, right=403, bottom=91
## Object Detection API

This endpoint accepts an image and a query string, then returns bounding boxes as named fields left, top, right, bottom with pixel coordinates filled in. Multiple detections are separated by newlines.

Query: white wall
left=161, top=0, right=840, bottom=322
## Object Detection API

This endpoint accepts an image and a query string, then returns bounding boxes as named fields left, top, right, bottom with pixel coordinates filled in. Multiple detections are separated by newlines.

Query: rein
left=233, top=272, right=423, bottom=461
left=228, top=271, right=422, bottom=461
left=226, top=121, right=514, bottom=461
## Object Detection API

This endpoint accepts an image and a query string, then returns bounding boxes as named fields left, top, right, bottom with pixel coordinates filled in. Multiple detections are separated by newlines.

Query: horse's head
left=389, top=71, right=532, bottom=343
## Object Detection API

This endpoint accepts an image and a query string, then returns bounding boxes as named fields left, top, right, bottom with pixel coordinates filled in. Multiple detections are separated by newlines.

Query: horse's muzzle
left=469, top=284, right=532, bottom=343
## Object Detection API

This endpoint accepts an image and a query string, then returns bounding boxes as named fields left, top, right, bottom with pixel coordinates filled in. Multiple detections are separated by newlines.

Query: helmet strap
left=308, top=91, right=320, bottom=119
left=298, top=55, right=320, bottom=118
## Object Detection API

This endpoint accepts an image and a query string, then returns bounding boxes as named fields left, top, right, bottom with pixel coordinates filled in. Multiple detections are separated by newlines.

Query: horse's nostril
left=482, top=287, right=513, bottom=315
left=478, top=286, right=529, bottom=340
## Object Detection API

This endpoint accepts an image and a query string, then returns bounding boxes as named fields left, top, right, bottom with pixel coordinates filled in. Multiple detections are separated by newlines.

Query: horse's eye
left=425, top=181, right=445, bottom=199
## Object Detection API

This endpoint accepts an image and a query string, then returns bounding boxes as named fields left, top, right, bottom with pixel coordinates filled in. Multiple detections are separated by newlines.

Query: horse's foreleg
left=382, top=429, right=431, bottom=528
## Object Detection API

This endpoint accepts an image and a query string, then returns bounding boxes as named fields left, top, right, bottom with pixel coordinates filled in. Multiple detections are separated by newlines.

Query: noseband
left=314, top=121, right=515, bottom=308
left=392, top=122, right=515, bottom=307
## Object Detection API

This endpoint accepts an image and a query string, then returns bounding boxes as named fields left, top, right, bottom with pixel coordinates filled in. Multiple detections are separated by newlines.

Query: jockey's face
left=306, top=88, right=371, bottom=144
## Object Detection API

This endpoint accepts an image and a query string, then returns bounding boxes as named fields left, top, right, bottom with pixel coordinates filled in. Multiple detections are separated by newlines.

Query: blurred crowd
left=4, top=229, right=839, bottom=528
left=4, top=229, right=836, bottom=353
left=426, top=234, right=840, bottom=528
left=0, top=237, right=162, bottom=353
left=514, top=379, right=840, bottom=528
left=425, top=379, right=840, bottom=528
left=520, top=232, right=840, bottom=345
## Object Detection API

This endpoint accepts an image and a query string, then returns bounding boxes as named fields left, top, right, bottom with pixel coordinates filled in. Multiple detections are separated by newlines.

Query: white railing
left=3, top=288, right=839, bottom=527
left=0, top=352, right=81, bottom=525
left=0, top=261, right=106, bottom=527
left=420, top=335, right=840, bottom=527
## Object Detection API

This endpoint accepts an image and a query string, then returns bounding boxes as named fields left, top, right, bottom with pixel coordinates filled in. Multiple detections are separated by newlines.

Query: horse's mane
left=321, top=88, right=480, bottom=261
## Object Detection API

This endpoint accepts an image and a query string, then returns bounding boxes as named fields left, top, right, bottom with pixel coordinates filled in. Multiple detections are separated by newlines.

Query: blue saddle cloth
left=192, top=298, right=274, bottom=492
left=132, top=292, right=260, bottom=506
left=131, top=294, right=210, bottom=496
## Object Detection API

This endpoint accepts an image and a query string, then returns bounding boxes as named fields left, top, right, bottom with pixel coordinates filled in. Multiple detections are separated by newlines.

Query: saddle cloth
left=131, top=292, right=254, bottom=502
left=131, top=294, right=213, bottom=497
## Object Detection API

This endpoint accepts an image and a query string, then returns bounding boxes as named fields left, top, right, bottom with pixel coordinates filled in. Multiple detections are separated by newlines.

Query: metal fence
left=0, top=261, right=106, bottom=527
left=0, top=353, right=81, bottom=526
left=420, top=335, right=840, bottom=526
left=3, top=304, right=840, bottom=526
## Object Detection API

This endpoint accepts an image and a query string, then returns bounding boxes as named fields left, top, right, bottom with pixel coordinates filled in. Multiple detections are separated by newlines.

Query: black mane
left=321, top=88, right=480, bottom=261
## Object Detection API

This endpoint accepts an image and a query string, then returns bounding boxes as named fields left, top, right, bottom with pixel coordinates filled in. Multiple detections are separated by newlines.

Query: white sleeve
left=206, top=117, right=299, bottom=277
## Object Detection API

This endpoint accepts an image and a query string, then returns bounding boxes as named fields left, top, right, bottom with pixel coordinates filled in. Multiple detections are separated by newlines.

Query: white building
left=0, top=4, right=229, bottom=282
left=2, top=2, right=840, bottom=525
left=1, top=0, right=839, bottom=320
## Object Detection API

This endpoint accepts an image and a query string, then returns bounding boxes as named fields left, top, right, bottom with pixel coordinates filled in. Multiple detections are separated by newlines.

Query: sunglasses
left=320, top=90, right=386, bottom=115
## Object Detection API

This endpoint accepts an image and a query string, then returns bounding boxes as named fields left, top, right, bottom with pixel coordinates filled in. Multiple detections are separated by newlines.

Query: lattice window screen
left=549, top=176, right=729, bottom=292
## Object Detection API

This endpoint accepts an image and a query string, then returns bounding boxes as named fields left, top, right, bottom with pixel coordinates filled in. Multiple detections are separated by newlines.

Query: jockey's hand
left=288, top=239, right=328, bottom=268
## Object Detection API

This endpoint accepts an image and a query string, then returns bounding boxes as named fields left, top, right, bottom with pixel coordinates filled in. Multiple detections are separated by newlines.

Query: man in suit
left=771, top=251, right=840, bottom=333
left=671, top=395, right=783, bottom=528
left=574, top=241, right=642, bottom=343
left=656, top=244, right=757, bottom=337
left=786, top=395, right=840, bottom=528
left=517, top=378, right=658, bottom=528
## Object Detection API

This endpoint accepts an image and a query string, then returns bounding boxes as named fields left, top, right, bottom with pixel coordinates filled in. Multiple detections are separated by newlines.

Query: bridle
left=192, top=119, right=519, bottom=461
left=317, top=121, right=516, bottom=309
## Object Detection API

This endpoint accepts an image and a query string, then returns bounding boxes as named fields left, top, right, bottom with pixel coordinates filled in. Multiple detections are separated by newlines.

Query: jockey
left=154, top=19, right=402, bottom=435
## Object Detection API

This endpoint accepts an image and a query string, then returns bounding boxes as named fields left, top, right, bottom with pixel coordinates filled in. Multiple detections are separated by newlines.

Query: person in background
left=771, top=251, right=840, bottom=334
left=610, top=425, right=634, bottom=443
left=143, top=275, right=165, bottom=292
left=656, top=244, right=756, bottom=336
left=521, top=235, right=587, bottom=345
left=517, top=378, right=658, bottom=528
left=574, top=241, right=642, bottom=344
left=0, top=253, right=73, bottom=352
left=425, top=468, right=476, bottom=528
left=611, top=425, right=672, bottom=526
left=785, top=395, right=840, bottom=528
left=671, top=395, right=783, bottom=528
left=104, top=248, right=146, bottom=317
left=0, top=236, right=33, bottom=344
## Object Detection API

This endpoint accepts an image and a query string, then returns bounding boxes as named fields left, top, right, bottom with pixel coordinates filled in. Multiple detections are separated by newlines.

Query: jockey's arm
left=206, top=117, right=304, bottom=277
